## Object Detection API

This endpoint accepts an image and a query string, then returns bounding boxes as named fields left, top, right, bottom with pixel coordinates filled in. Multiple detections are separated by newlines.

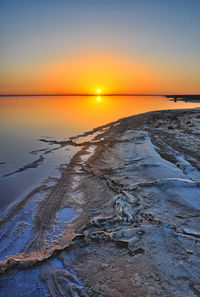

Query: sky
left=0, top=0, right=200, bottom=95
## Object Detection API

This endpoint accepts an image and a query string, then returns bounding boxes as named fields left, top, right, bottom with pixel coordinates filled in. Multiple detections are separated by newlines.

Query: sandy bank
left=0, top=108, right=200, bottom=297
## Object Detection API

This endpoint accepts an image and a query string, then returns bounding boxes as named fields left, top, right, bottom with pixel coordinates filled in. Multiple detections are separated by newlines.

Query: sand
left=0, top=108, right=200, bottom=297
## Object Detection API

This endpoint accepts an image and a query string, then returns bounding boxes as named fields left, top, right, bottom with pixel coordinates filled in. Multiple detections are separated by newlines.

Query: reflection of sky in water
left=0, top=128, right=50, bottom=172
left=0, top=96, right=200, bottom=213
left=0, top=145, right=80, bottom=213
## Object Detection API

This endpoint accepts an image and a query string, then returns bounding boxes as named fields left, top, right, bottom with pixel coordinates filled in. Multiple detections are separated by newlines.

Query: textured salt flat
left=0, top=109, right=200, bottom=297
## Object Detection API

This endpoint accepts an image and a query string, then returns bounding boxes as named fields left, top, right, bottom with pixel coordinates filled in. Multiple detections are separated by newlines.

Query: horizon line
left=0, top=93, right=200, bottom=97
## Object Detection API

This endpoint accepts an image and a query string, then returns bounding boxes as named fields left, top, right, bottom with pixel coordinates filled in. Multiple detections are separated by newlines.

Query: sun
left=97, top=89, right=101, bottom=93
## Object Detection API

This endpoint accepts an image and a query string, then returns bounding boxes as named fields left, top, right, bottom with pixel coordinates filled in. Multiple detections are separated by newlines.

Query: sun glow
left=97, top=89, right=101, bottom=93
left=97, top=97, right=101, bottom=101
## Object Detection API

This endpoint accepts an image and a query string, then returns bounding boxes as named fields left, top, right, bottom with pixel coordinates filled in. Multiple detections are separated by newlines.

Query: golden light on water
left=1, top=96, right=200, bottom=140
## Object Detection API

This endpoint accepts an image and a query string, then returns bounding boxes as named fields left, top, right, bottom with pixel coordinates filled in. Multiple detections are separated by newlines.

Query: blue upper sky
left=0, top=0, right=200, bottom=94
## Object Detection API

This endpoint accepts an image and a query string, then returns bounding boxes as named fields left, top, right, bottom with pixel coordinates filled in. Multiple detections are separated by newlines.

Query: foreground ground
left=0, top=108, right=200, bottom=297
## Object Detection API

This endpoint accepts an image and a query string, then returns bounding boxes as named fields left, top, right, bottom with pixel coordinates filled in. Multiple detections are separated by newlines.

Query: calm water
left=0, top=95, right=200, bottom=212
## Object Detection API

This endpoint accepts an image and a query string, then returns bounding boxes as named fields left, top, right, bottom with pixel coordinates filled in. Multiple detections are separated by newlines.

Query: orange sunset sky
left=0, top=0, right=200, bottom=95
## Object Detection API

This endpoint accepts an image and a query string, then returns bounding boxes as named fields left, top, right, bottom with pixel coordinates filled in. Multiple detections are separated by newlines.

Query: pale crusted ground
left=0, top=108, right=200, bottom=297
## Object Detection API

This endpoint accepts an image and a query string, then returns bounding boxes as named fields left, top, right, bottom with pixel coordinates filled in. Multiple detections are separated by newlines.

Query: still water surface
left=0, top=95, right=200, bottom=211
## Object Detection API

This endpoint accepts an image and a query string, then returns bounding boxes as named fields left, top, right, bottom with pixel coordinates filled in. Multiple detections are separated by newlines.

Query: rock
left=111, top=228, right=143, bottom=242
left=183, top=228, right=200, bottom=238
left=186, top=250, right=194, bottom=254
left=128, top=247, right=145, bottom=256
left=128, top=236, right=140, bottom=249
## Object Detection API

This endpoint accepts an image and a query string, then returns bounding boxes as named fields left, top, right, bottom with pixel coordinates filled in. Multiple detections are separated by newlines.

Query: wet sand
left=0, top=108, right=200, bottom=297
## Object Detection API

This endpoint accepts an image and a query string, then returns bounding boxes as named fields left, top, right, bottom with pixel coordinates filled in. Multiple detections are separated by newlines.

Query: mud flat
left=0, top=108, right=200, bottom=297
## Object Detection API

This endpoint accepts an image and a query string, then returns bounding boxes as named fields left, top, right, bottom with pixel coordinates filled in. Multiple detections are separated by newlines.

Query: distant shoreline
left=0, top=93, right=164, bottom=97
left=0, top=94, right=200, bottom=101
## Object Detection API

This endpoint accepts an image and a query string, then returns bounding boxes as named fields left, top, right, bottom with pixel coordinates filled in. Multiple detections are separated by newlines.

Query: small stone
left=147, top=272, right=156, bottom=279
left=183, top=228, right=200, bottom=238
left=137, top=229, right=145, bottom=236
left=101, top=263, right=110, bottom=269
left=186, top=250, right=194, bottom=254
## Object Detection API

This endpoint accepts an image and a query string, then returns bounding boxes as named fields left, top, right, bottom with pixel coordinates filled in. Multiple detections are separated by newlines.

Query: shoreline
left=0, top=108, right=200, bottom=296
